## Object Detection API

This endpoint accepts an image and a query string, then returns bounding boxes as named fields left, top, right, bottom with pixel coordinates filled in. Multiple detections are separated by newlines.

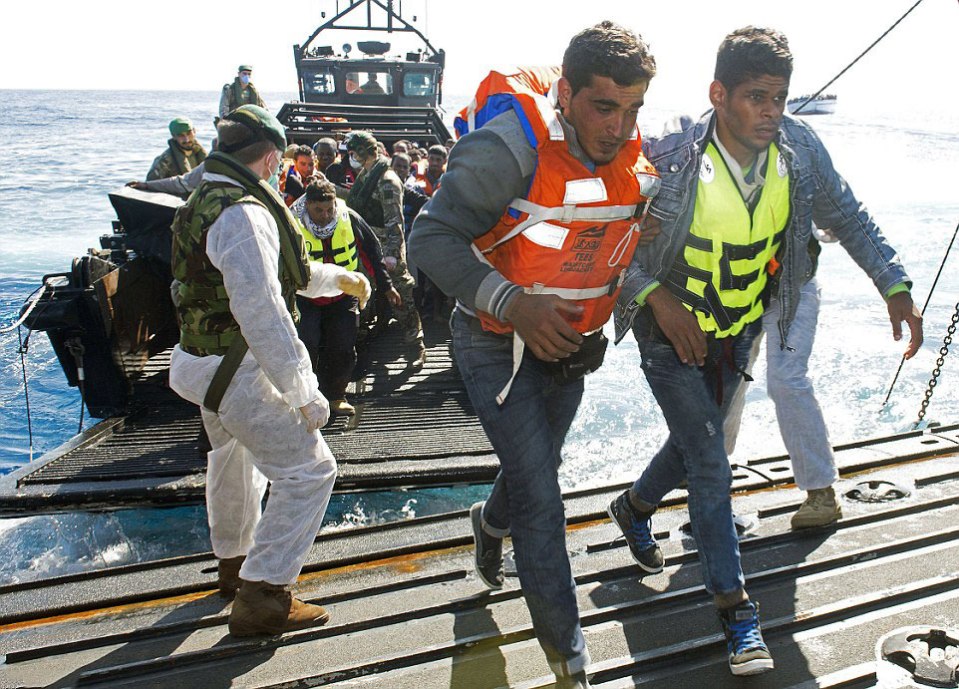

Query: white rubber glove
left=299, top=397, right=330, bottom=433
left=336, top=271, right=372, bottom=310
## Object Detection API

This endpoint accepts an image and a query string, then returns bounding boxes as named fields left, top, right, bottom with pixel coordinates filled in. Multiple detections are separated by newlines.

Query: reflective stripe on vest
left=297, top=199, right=359, bottom=271
left=668, top=141, right=789, bottom=338
left=472, top=91, right=657, bottom=337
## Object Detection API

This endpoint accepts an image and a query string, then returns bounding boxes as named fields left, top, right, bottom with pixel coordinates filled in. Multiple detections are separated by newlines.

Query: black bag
left=536, top=330, right=609, bottom=385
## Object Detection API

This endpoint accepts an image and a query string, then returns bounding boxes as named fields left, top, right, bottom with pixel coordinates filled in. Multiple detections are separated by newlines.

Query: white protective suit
left=169, top=172, right=348, bottom=586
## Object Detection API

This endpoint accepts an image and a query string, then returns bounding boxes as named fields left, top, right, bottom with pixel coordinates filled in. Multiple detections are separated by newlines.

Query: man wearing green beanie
left=168, top=104, right=370, bottom=636
left=220, top=64, right=266, bottom=118
left=146, top=117, right=208, bottom=181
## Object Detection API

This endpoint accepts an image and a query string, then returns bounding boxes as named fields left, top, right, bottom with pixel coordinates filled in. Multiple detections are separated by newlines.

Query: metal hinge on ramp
left=879, top=627, right=959, bottom=687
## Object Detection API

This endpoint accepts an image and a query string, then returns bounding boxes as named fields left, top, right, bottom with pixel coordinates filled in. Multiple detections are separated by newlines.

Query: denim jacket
left=613, top=111, right=910, bottom=349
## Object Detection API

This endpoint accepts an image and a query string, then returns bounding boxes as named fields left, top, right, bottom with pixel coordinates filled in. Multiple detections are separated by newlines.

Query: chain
left=915, top=301, right=959, bottom=428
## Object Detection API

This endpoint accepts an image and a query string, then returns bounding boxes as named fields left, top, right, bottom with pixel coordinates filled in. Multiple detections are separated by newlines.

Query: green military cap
left=169, top=117, right=194, bottom=136
left=238, top=64, right=253, bottom=72
left=345, top=131, right=378, bottom=154
left=223, top=105, right=286, bottom=151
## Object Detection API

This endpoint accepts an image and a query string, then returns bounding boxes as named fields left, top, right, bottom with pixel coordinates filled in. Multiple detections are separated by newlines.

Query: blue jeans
left=451, top=310, right=589, bottom=677
left=630, top=309, right=762, bottom=596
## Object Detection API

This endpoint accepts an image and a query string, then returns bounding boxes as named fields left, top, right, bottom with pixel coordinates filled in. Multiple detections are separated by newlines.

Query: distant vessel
left=278, top=0, right=452, bottom=146
left=787, top=93, right=837, bottom=115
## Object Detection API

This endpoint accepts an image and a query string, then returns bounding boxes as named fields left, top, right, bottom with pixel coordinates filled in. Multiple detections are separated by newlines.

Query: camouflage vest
left=347, top=158, right=390, bottom=228
left=171, top=182, right=301, bottom=356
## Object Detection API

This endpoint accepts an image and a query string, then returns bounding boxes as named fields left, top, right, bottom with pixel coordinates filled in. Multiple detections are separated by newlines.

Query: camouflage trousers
left=389, top=262, right=422, bottom=339
left=372, top=227, right=422, bottom=345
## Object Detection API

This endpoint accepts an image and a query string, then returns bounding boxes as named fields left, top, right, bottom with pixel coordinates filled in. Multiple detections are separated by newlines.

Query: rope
left=791, top=0, right=928, bottom=114
left=17, top=326, right=35, bottom=462
left=0, top=279, right=56, bottom=335
left=880, top=218, right=959, bottom=411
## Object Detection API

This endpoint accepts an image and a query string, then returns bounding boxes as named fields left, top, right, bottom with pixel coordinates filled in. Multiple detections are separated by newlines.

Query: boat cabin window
left=304, top=70, right=337, bottom=96
left=404, top=72, right=436, bottom=98
left=345, top=71, right=393, bottom=95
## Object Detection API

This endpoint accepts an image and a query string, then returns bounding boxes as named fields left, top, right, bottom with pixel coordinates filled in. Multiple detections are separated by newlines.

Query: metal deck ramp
left=2, top=429, right=959, bottom=687
left=0, top=320, right=499, bottom=515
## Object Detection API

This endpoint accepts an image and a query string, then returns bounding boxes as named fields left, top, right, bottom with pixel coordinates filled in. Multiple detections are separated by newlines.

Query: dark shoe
left=717, top=600, right=774, bottom=676
left=470, top=502, right=504, bottom=589
left=607, top=490, right=664, bottom=573
left=229, top=580, right=330, bottom=637
left=217, top=555, right=245, bottom=599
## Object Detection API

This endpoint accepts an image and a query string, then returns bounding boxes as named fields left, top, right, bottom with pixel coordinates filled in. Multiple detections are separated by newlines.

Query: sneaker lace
left=727, top=612, right=764, bottom=653
left=628, top=512, right=655, bottom=550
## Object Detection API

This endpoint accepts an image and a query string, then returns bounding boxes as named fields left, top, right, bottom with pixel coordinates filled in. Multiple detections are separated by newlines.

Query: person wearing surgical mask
left=219, top=64, right=266, bottom=118
left=168, top=105, right=370, bottom=637
left=346, top=131, right=425, bottom=367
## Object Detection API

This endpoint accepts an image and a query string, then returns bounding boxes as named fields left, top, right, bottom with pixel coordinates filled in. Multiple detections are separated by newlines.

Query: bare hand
left=383, top=256, right=398, bottom=271
left=299, top=398, right=330, bottom=432
left=637, top=214, right=662, bottom=246
left=887, top=291, right=923, bottom=359
left=646, top=286, right=706, bottom=366
left=336, top=272, right=372, bottom=310
left=386, top=286, right=402, bottom=307
left=126, top=181, right=148, bottom=190
left=503, top=292, right=583, bottom=362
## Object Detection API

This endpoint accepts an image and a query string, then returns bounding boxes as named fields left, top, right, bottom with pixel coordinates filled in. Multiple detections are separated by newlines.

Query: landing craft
left=277, top=0, right=452, bottom=146
left=3, top=1, right=959, bottom=686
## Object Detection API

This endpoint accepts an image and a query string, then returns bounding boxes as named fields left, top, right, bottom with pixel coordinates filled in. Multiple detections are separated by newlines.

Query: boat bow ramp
left=2, top=428, right=959, bottom=687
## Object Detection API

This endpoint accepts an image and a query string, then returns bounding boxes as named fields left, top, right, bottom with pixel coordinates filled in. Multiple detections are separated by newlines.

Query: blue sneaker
left=607, top=490, right=664, bottom=573
left=717, top=600, right=774, bottom=676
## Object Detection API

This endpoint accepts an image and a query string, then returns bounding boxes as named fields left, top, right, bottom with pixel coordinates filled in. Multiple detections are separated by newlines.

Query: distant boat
left=787, top=93, right=837, bottom=115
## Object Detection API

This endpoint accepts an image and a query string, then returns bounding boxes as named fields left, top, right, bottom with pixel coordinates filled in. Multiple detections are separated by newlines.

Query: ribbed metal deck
left=2, top=431, right=959, bottom=688
left=0, top=320, right=498, bottom=515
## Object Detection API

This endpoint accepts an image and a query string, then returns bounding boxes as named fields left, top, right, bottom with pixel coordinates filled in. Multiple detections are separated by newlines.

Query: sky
left=1, top=0, right=956, bottom=116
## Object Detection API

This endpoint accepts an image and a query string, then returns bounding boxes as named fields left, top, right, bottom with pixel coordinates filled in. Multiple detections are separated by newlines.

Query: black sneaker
left=607, top=490, right=664, bottom=573
left=470, top=502, right=504, bottom=589
left=717, top=599, right=774, bottom=676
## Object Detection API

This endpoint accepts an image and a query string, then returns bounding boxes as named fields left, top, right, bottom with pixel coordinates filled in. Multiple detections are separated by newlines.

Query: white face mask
left=239, top=74, right=251, bottom=86
left=349, top=154, right=362, bottom=170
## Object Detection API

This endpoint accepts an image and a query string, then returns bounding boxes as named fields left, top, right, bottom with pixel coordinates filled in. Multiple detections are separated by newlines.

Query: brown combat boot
left=217, top=556, right=245, bottom=599
left=228, top=580, right=331, bottom=637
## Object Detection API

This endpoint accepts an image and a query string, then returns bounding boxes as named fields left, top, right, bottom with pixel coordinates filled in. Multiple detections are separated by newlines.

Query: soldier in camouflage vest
left=219, top=65, right=266, bottom=118
left=346, top=131, right=426, bottom=367
left=146, top=117, right=207, bottom=181
left=168, top=105, right=370, bottom=638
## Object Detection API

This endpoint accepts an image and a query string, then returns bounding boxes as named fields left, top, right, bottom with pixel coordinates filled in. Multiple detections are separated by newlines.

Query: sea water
left=1, top=89, right=957, bottom=584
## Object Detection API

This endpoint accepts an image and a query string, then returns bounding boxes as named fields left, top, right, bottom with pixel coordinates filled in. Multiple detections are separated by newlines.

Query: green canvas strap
left=202, top=333, right=249, bottom=413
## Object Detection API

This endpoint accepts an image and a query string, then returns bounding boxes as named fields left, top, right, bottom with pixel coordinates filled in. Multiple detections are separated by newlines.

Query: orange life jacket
left=472, top=91, right=659, bottom=336
left=455, top=66, right=562, bottom=138
left=415, top=170, right=444, bottom=197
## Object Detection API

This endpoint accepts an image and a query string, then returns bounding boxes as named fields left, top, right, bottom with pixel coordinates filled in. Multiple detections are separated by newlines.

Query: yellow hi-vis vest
left=664, top=141, right=789, bottom=338
left=297, top=199, right=359, bottom=271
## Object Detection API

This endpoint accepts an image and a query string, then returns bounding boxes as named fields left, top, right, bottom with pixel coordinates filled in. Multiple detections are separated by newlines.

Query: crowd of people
left=138, top=26, right=924, bottom=686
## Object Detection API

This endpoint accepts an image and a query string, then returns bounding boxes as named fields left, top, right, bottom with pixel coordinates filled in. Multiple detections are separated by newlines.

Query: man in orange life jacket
left=409, top=23, right=658, bottom=688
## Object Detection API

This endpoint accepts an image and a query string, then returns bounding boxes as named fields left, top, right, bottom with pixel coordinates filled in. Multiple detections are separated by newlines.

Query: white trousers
left=725, top=279, right=838, bottom=490
left=172, top=350, right=337, bottom=585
